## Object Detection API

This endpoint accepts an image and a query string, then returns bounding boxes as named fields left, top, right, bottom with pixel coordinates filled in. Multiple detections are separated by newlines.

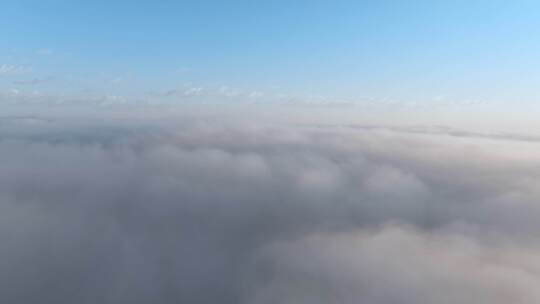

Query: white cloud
left=248, top=91, right=264, bottom=99
left=218, top=85, right=243, bottom=97
left=0, top=64, right=32, bottom=76
left=184, top=86, right=203, bottom=96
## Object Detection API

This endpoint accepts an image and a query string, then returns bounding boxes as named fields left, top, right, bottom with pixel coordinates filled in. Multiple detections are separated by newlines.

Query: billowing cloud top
left=2, top=115, right=540, bottom=303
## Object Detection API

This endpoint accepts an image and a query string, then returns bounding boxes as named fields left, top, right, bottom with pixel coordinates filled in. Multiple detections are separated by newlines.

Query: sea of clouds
left=2, top=114, right=540, bottom=303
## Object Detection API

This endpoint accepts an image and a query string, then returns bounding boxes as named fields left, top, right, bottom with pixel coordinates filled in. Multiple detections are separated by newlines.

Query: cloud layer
left=2, top=117, right=540, bottom=303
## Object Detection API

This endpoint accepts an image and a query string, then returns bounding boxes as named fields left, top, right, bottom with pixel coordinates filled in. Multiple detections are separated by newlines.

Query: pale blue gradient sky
left=1, top=0, right=540, bottom=109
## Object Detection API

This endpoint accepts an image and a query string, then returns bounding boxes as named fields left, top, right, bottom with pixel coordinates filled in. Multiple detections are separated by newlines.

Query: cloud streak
left=0, top=64, right=32, bottom=76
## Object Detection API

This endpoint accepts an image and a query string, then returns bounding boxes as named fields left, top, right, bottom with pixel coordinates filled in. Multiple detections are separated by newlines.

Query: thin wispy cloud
left=35, top=48, right=54, bottom=55
left=0, top=64, right=32, bottom=76
left=13, top=77, right=53, bottom=86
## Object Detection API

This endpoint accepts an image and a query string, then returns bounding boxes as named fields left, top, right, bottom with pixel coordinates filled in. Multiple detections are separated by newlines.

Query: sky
left=2, top=0, right=540, bottom=110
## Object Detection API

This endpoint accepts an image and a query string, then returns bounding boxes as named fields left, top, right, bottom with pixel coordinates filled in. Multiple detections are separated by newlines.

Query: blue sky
left=2, top=0, right=540, bottom=107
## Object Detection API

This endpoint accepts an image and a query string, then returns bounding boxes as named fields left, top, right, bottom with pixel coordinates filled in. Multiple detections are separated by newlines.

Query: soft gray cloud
left=247, top=225, right=540, bottom=304
left=1, top=117, right=540, bottom=303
